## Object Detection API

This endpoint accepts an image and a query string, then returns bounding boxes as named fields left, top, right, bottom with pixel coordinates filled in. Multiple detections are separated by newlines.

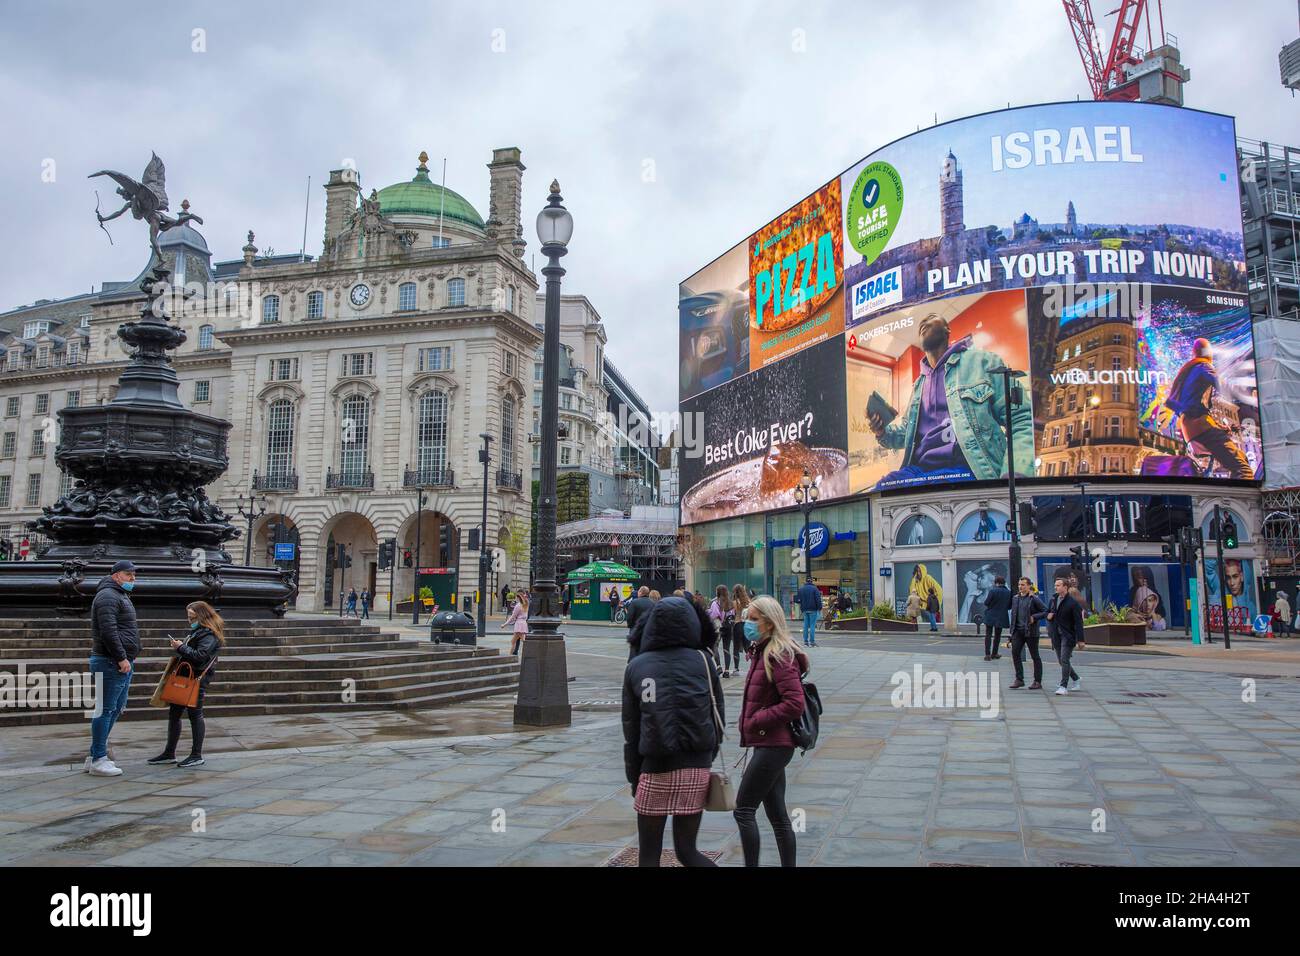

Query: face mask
left=121, top=582, right=135, bottom=592
left=743, top=620, right=760, bottom=641
left=189, top=621, right=199, bottom=630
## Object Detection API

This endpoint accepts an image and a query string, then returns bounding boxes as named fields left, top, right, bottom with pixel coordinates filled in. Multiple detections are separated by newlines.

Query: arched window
left=339, top=394, right=370, bottom=479
left=1201, top=508, right=1250, bottom=544
left=398, top=282, right=417, bottom=311
left=501, top=395, right=516, bottom=475
left=894, top=514, right=942, bottom=547
left=447, top=277, right=466, bottom=307
left=197, top=324, right=214, bottom=350
left=956, top=509, right=1010, bottom=543
left=417, top=390, right=448, bottom=478
left=262, top=295, right=280, bottom=324
left=265, top=399, right=295, bottom=477
left=306, top=291, right=324, bottom=319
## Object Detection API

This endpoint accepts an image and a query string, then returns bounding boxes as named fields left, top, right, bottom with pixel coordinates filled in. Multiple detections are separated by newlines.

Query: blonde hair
left=648, top=590, right=661, bottom=601
left=731, top=584, right=750, bottom=615
left=747, top=595, right=801, bottom=682
left=186, top=601, right=226, bottom=645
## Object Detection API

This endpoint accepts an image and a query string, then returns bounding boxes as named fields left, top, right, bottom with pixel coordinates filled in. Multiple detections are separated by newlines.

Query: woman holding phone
left=148, top=601, right=223, bottom=769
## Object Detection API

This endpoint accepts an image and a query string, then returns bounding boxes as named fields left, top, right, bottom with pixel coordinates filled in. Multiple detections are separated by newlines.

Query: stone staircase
left=0, top=617, right=520, bottom=726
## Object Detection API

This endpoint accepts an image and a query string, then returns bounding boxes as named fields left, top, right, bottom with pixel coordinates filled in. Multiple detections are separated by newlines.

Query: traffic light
left=1069, top=545, right=1086, bottom=572
left=1161, top=532, right=1180, bottom=564
left=1017, top=501, right=1037, bottom=536
left=402, top=548, right=413, bottom=568
left=1221, top=515, right=1238, bottom=550
left=467, top=527, right=482, bottom=553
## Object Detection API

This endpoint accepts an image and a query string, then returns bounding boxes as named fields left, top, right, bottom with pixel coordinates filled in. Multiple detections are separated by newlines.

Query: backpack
left=788, top=679, right=823, bottom=754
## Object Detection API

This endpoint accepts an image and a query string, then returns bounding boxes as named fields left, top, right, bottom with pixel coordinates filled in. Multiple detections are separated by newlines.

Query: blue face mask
left=121, top=582, right=135, bottom=592
left=743, top=620, right=760, bottom=641
left=189, top=621, right=199, bottom=630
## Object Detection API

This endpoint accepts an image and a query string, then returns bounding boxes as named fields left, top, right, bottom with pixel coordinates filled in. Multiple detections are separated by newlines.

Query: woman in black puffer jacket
left=622, top=595, right=724, bottom=867
left=149, top=601, right=223, bottom=769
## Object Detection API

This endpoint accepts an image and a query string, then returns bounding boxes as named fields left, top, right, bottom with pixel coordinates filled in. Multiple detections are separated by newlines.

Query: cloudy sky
left=2, top=0, right=1296, bottom=417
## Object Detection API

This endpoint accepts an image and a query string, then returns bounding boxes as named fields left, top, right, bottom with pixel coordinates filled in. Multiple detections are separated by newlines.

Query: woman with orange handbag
left=148, top=601, right=223, bottom=769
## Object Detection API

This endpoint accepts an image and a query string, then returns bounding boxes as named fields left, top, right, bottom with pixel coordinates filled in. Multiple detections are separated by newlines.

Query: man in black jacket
left=1008, top=577, right=1046, bottom=689
left=622, top=595, right=724, bottom=866
left=1046, top=576, right=1085, bottom=696
left=981, top=576, right=1013, bottom=661
left=87, top=560, right=141, bottom=776
left=623, top=586, right=654, bottom=634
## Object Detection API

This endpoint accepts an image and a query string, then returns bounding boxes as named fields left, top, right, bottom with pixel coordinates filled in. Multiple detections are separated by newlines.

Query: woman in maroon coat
left=735, top=594, right=808, bottom=867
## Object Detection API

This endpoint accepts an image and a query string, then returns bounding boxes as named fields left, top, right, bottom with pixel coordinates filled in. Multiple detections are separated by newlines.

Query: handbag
left=698, top=650, right=736, bottom=812
left=148, top=657, right=179, bottom=708
left=160, top=654, right=217, bottom=709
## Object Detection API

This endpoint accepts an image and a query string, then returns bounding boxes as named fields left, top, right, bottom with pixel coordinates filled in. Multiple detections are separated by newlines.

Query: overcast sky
left=2, top=0, right=1296, bottom=417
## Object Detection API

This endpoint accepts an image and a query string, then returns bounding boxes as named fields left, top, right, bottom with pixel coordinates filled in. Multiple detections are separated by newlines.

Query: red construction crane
left=1062, top=0, right=1185, bottom=103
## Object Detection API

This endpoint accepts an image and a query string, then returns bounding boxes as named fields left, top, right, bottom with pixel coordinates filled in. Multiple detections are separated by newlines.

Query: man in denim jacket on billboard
left=868, top=313, right=1033, bottom=488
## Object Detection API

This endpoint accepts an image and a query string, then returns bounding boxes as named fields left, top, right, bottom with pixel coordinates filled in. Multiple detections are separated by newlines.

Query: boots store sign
left=1031, top=494, right=1193, bottom=542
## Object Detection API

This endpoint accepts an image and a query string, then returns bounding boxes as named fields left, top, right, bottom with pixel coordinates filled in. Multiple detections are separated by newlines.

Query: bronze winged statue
left=89, top=152, right=203, bottom=263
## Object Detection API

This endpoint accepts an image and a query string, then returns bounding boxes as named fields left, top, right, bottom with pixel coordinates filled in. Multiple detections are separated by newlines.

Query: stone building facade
left=0, top=147, right=594, bottom=613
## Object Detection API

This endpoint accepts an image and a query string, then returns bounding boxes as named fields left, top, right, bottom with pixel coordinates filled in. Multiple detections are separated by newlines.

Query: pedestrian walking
left=609, top=587, right=622, bottom=623
left=731, top=583, right=753, bottom=666
left=735, top=595, right=808, bottom=867
left=623, top=585, right=654, bottom=634
left=795, top=576, right=822, bottom=648
left=345, top=587, right=358, bottom=618
left=982, top=576, right=1012, bottom=660
left=708, top=585, right=737, bottom=676
left=87, top=560, right=141, bottom=777
left=622, top=595, right=724, bottom=867
left=910, top=564, right=942, bottom=632
left=148, top=601, right=223, bottom=769
left=905, top=591, right=920, bottom=622
left=1046, top=577, right=1085, bottom=696
left=360, top=588, right=371, bottom=620
left=1274, top=591, right=1291, bottom=637
left=503, top=590, right=529, bottom=655
left=1008, top=576, right=1046, bottom=689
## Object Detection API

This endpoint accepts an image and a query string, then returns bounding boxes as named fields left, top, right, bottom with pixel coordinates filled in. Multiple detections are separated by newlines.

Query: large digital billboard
left=678, top=101, right=1256, bottom=526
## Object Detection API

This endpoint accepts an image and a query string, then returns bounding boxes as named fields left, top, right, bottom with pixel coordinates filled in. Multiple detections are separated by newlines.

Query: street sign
left=1254, top=614, right=1273, bottom=633
left=274, top=542, right=296, bottom=561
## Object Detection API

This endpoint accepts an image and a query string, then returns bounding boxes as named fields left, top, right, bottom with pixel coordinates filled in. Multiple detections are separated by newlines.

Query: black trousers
left=164, top=685, right=207, bottom=757
left=721, top=622, right=746, bottom=671
left=734, top=746, right=797, bottom=867
left=637, top=813, right=716, bottom=867
left=984, top=627, right=1003, bottom=657
left=1010, top=628, right=1043, bottom=683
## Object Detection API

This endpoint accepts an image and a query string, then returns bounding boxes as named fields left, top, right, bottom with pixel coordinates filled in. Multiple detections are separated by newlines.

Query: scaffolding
left=1262, top=488, right=1300, bottom=572
left=555, top=507, right=681, bottom=586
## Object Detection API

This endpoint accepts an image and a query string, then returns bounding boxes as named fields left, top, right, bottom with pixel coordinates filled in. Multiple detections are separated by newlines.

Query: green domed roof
left=375, top=153, right=485, bottom=229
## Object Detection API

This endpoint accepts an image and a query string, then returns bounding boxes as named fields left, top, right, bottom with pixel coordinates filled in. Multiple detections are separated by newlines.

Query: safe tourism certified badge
left=846, top=161, right=903, bottom=264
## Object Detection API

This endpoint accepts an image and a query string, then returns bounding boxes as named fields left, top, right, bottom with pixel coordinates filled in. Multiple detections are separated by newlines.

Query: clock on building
left=349, top=283, right=372, bottom=308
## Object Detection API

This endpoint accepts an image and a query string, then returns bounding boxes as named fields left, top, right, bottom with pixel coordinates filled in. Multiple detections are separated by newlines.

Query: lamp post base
left=512, top=632, right=572, bottom=727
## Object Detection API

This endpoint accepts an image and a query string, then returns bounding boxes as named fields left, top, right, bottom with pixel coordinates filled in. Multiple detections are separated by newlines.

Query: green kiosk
left=566, top=561, right=639, bottom=622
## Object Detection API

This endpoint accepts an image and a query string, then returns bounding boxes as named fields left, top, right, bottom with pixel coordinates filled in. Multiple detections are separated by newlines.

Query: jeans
left=734, top=746, right=797, bottom=867
left=89, top=654, right=133, bottom=761
left=801, top=611, right=817, bottom=646
left=923, top=610, right=938, bottom=632
left=1010, top=628, right=1043, bottom=683
left=1051, top=634, right=1080, bottom=687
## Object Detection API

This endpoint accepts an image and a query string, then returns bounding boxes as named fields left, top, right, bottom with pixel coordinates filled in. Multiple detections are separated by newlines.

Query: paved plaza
left=2, top=622, right=1299, bottom=867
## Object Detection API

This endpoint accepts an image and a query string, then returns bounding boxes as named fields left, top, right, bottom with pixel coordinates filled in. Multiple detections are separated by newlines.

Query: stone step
left=0, top=647, right=495, bottom=671
left=0, top=677, right=522, bottom=725
left=0, top=640, right=443, bottom=660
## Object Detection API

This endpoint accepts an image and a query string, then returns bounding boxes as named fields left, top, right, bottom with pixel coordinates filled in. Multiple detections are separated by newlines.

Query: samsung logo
left=851, top=266, right=903, bottom=321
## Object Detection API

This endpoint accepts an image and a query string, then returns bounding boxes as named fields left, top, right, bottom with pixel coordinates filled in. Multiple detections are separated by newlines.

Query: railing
left=496, top=469, right=523, bottom=491
left=252, top=470, right=298, bottom=491
left=403, top=467, right=454, bottom=488
left=326, top=468, right=374, bottom=490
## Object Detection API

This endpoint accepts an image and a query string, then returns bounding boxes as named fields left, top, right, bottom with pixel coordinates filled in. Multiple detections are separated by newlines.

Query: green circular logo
left=846, top=161, right=903, bottom=264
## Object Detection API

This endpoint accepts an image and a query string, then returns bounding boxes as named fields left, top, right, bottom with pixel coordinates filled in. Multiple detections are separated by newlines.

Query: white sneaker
left=1069, top=678, right=1081, bottom=691
left=83, top=755, right=93, bottom=773
left=88, top=757, right=122, bottom=777
left=1054, top=686, right=1069, bottom=696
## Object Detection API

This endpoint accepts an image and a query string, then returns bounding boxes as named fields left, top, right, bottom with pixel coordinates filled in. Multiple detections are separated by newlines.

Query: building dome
left=375, top=152, right=485, bottom=230
left=158, top=221, right=210, bottom=254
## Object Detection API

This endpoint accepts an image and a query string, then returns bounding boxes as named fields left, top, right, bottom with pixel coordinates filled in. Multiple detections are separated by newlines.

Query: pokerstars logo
left=851, top=266, right=903, bottom=321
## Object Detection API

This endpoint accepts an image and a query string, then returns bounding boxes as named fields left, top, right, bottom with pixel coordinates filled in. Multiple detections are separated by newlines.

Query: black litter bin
left=429, top=611, right=478, bottom=646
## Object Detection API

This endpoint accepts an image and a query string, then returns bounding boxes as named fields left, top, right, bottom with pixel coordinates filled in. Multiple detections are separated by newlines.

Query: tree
left=502, top=513, right=531, bottom=591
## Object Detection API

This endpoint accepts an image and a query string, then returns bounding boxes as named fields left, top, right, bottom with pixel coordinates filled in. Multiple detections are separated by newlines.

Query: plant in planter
left=859, top=600, right=916, bottom=633
left=1083, top=601, right=1147, bottom=646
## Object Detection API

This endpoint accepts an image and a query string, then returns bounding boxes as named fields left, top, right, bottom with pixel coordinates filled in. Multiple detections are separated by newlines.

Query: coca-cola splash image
left=679, top=336, right=848, bottom=525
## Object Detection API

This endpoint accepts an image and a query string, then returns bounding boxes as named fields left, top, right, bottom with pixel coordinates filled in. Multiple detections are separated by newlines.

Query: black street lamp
left=1075, top=480, right=1093, bottom=612
left=235, top=490, right=268, bottom=566
left=515, top=180, right=573, bottom=727
left=477, top=431, right=493, bottom=640
left=989, top=365, right=1026, bottom=582
left=792, top=469, right=820, bottom=578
